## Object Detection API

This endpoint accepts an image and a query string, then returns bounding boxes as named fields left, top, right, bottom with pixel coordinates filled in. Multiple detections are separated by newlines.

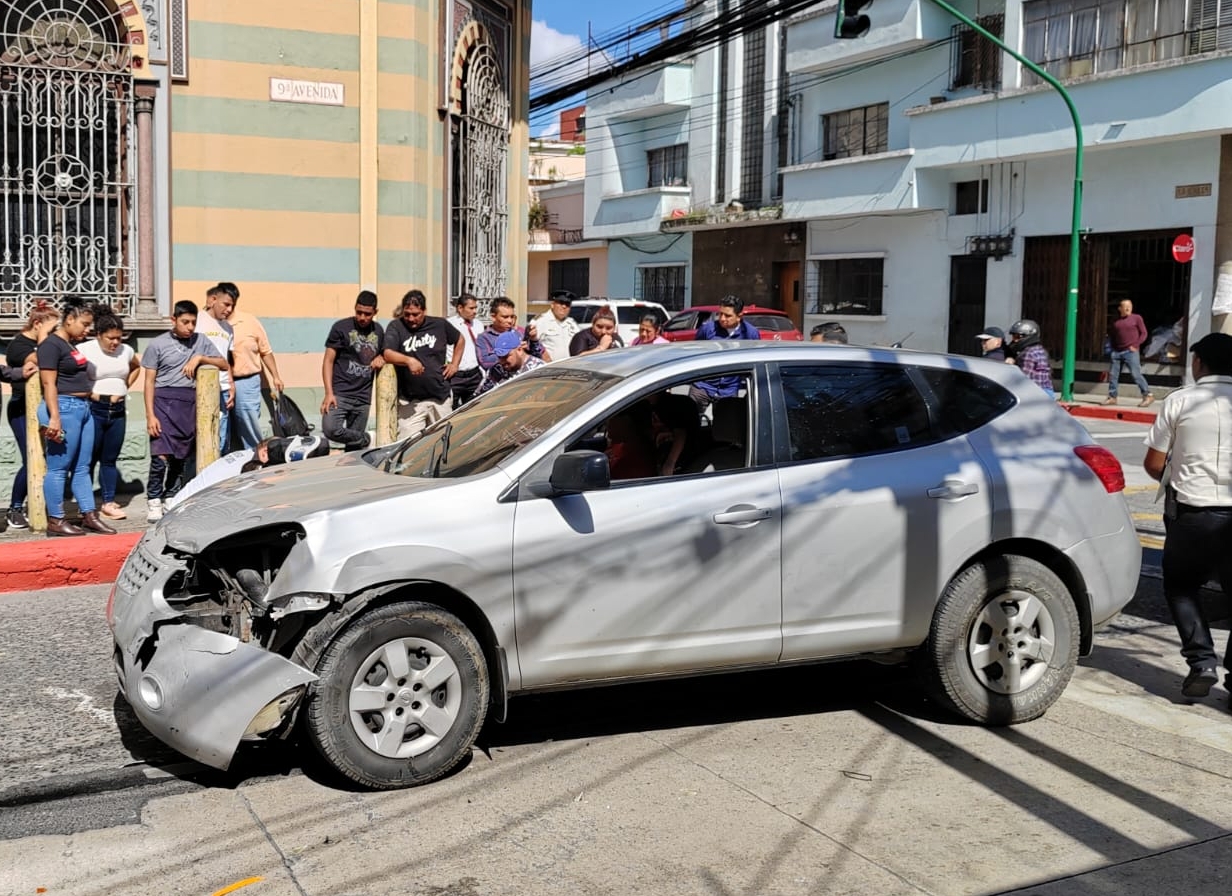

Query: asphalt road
left=1, top=416, right=1229, bottom=896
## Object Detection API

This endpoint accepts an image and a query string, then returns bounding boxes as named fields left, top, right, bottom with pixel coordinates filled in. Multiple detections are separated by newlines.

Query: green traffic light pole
left=925, top=0, right=1083, bottom=400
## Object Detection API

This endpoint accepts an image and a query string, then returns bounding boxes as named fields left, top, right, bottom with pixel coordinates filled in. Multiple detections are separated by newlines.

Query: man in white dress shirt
left=446, top=293, right=484, bottom=408
left=532, top=290, right=580, bottom=363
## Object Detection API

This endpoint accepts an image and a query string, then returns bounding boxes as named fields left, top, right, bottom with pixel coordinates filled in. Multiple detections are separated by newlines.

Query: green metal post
left=923, top=0, right=1084, bottom=400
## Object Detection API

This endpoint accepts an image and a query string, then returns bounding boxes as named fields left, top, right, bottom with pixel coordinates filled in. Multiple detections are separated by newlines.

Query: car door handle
left=713, top=506, right=772, bottom=525
left=927, top=480, right=980, bottom=500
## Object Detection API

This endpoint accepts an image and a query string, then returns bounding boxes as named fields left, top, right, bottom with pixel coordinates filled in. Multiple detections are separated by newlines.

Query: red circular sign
left=1172, top=234, right=1195, bottom=263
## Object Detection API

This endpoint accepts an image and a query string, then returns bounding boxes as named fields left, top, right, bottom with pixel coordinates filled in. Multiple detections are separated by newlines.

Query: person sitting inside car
left=605, top=407, right=657, bottom=480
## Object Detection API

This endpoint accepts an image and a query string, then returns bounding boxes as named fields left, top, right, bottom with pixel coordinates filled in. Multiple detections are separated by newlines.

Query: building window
left=1022, top=0, right=1228, bottom=83
left=548, top=258, right=590, bottom=297
left=951, top=14, right=1005, bottom=90
left=739, top=25, right=767, bottom=204
left=821, top=103, right=889, bottom=162
left=0, top=0, right=138, bottom=322
left=648, top=144, right=688, bottom=188
left=954, top=180, right=989, bottom=215
left=637, top=265, right=687, bottom=309
left=807, top=258, right=884, bottom=315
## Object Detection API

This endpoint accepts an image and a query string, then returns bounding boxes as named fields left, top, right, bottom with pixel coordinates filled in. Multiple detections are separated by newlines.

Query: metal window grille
left=739, top=25, right=766, bottom=204
left=548, top=258, right=589, bottom=297
left=821, top=103, right=889, bottom=162
left=1021, top=0, right=1229, bottom=83
left=0, top=0, right=137, bottom=322
left=636, top=265, right=687, bottom=310
left=451, top=38, right=510, bottom=320
left=805, top=258, right=884, bottom=315
left=647, top=143, right=688, bottom=188
left=951, top=14, right=1005, bottom=90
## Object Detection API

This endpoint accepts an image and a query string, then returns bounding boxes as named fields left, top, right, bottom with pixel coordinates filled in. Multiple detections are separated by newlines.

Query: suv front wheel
left=304, top=601, right=489, bottom=789
left=927, top=555, right=1080, bottom=725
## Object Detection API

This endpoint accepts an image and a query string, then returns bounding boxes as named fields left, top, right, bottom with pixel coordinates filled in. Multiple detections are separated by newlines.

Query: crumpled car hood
left=159, top=453, right=448, bottom=553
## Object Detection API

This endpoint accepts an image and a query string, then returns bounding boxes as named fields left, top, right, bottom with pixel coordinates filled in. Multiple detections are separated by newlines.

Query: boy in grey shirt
left=141, top=300, right=227, bottom=522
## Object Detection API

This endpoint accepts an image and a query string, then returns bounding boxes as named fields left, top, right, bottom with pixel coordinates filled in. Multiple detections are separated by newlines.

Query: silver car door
left=773, top=362, right=994, bottom=662
left=511, top=374, right=782, bottom=688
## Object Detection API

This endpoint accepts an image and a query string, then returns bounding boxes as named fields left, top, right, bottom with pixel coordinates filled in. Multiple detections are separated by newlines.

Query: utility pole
left=836, top=0, right=1085, bottom=400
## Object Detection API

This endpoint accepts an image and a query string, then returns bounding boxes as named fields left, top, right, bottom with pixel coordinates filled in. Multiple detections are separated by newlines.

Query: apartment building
left=583, top=1, right=807, bottom=315
left=782, top=0, right=1232, bottom=381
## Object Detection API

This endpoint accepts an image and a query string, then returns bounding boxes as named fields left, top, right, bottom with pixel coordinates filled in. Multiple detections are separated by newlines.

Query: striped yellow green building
left=169, top=0, right=531, bottom=388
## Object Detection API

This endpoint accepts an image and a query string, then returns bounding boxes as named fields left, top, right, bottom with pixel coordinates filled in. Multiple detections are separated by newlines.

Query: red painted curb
left=1063, top=404, right=1157, bottom=425
left=0, top=532, right=141, bottom=593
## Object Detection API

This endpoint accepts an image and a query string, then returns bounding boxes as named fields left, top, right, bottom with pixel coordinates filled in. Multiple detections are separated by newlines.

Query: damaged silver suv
left=108, top=342, right=1140, bottom=790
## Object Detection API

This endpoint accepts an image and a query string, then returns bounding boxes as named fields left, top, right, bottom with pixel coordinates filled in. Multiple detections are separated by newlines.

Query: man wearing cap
left=1143, top=332, right=1232, bottom=702
left=533, top=290, right=580, bottom=363
left=977, top=327, right=1006, bottom=361
left=476, top=331, right=545, bottom=396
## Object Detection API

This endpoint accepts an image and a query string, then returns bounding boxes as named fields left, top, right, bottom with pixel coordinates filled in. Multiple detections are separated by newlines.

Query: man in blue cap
left=476, top=330, right=545, bottom=396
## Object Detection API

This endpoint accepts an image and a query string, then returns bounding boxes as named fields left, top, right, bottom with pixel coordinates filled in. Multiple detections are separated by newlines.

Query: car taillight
left=1074, top=445, right=1125, bottom=493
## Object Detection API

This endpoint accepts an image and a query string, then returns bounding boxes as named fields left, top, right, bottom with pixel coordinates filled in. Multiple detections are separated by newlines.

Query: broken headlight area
left=161, top=525, right=332, bottom=648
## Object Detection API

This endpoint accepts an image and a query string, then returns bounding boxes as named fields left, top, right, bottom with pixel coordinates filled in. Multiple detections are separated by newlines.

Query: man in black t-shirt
left=382, top=289, right=464, bottom=441
left=321, top=290, right=385, bottom=451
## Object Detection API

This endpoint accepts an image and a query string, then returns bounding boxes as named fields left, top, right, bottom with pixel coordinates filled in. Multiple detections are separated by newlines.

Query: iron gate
left=451, top=40, right=508, bottom=317
left=0, top=0, right=135, bottom=322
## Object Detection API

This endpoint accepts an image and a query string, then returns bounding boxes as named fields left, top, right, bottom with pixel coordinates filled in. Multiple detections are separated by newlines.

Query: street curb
left=1063, top=403, right=1157, bottom=425
left=0, top=531, right=141, bottom=593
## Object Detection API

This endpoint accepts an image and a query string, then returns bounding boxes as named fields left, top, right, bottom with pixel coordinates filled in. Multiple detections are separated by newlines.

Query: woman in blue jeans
left=4, top=302, right=58, bottom=531
left=36, top=298, right=115, bottom=537
left=81, top=306, right=140, bottom=520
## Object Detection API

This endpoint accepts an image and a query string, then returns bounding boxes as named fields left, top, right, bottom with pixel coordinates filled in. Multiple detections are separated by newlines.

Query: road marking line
left=43, top=687, right=114, bottom=725
left=211, top=879, right=265, bottom=896
left=1125, top=485, right=1155, bottom=494
left=1140, top=535, right=1165, bottom=549
left=1132, top=512, right=1162, bottom=521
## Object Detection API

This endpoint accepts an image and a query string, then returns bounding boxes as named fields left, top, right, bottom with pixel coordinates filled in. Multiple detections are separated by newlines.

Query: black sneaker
left=5, top=507, right=29, bottom=530
left=1182, top=666, right=1218, bottom=698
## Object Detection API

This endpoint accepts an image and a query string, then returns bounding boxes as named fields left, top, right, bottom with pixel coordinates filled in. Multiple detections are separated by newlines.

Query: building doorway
left=774, top=261, right=801, bottom=330
left=948, top=256, right=988, bottom=356
left=1022, top=229, right=1190, bottom=373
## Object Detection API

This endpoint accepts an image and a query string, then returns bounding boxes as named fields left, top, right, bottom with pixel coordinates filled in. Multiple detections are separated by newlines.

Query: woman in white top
left=80, top=305, right=140, bottom=520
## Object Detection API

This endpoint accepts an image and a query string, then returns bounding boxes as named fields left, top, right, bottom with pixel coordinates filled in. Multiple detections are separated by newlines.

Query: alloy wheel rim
left=967, top=590, right=1057, bottom=695
left=347, top=637, right=462, bottom=758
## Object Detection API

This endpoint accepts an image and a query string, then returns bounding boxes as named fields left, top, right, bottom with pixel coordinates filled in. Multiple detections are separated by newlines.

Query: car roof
left=536, top=339, right=1028, bottom=383
left=675, top=305, right=790, bottom=316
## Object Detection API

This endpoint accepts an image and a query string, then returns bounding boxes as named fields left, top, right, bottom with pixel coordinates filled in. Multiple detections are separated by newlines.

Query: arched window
left=451, top=35, right=509, bottom=314
left=0, top=0, right=135, bottom=321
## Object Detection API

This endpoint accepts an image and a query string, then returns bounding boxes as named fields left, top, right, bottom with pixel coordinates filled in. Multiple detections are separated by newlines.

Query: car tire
left=304, top=601, right=489, bottom=789
left=926, top=555, right=1079, bottom=726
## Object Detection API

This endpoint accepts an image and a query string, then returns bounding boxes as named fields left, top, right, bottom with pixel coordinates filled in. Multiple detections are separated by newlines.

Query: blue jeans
left=8, top=413, right=28, bottom=509
left=90, top=399, right=128, bottom=504
left=1108, top=349, right=1150, bottom=398
left=232, top=375, right=264, bottom=450
left=220, top=388, right=232, bottom=454
left=37, top=395, right=96, bottom=519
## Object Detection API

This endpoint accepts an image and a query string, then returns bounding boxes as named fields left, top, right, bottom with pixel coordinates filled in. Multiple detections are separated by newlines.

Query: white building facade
left=783, top=0, right=1232, bottom=382
left=583, top=1, right=795, bottom=313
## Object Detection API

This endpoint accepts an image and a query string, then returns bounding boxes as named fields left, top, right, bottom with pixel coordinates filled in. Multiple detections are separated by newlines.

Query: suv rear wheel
left=304, top=601, right=489, bottom=789
left=927, top=555, right=1079, bottom=725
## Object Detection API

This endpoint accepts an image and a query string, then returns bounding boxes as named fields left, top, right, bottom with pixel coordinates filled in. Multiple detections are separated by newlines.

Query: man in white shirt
left=446, top=293, right=483, bottom=408
left=1143, top=332, right=1232, bottom=699
left=533, top=290, right=580, bottom=363
left=198, top=284, right=237, bottom=453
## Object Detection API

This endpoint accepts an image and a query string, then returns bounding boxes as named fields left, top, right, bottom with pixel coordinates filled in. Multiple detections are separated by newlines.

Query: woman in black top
left=36, top=298, right=114, bottom=537
left=5, top=302, right=58, bottom=531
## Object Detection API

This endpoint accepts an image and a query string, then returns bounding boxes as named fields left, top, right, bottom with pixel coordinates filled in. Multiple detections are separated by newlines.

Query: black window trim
left=767, top=360, right=954, bottom=467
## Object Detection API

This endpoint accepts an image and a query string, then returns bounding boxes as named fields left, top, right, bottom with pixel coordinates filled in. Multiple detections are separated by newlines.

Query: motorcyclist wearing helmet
left=1008, top=319, right=1056, bottom=398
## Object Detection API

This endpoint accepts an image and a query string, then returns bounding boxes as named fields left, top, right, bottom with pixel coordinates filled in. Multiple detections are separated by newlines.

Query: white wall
left=803, top=138, right=1222, bottom=352
left=606, top=234, right=693, bottom=303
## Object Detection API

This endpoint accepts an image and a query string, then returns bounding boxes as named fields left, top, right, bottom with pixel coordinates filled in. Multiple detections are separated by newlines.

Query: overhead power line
left=529, top=0, right=826, bottom=113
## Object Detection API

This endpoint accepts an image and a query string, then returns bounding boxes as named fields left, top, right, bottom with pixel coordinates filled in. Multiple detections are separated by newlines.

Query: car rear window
left=747, top=314, right=794, bottom=332
left=663, top=313, right=696, bottom=332
left=568, top=306, right=596, bottom=324
left=617, top=306, right=666, bottom=325
left=917, top=368, right=1017, bottom=435
left=780, top=364, right=933, bottom=461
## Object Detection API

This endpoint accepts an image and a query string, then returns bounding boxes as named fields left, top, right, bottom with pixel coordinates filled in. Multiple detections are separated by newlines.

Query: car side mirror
left=549, top=450, right=610, bottom=495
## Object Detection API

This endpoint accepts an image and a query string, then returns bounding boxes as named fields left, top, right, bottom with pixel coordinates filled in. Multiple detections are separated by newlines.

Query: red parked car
left=661, top=305, right=804, bottom=342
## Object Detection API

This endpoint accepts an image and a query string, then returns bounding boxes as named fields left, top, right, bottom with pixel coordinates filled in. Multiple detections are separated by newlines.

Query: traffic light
left=834, top=0, right=873, bottom=38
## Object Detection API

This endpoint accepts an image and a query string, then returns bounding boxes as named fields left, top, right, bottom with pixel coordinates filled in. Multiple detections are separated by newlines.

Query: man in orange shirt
left=226, top=283, right=285, bottom=450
